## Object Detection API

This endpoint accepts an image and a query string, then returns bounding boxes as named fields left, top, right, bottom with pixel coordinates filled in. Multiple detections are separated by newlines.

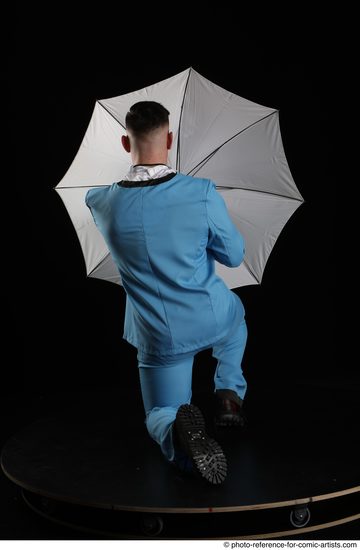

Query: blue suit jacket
left=85, top=172, right=245, bottom=356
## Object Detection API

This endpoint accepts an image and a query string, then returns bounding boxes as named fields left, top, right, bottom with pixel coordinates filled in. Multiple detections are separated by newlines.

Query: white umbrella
left=55, top=67, right=303, bottom=289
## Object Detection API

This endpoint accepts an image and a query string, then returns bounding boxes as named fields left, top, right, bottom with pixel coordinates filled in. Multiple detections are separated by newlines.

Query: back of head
left=125, top=101, right=170, bottom=137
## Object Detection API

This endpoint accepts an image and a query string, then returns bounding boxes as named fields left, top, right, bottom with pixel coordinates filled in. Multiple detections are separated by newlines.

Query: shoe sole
left=175, top=404, right=227, bottom=485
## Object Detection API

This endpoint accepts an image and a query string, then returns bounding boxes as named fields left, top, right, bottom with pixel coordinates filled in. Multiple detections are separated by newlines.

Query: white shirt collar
left=123, top=164, right=176, bottom=181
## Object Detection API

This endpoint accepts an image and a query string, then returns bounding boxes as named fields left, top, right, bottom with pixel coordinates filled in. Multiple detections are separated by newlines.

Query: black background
left=4, top=15, right=341, bottom=398
left=1, top=12, right=355, bottom=542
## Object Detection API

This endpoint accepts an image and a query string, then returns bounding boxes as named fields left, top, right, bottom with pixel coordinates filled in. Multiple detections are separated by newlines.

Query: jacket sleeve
left=205, top=181, right=245, bottom=268
left=85, top=188, right=104, bottom=228
left=85, top=188, right=95, bottom=209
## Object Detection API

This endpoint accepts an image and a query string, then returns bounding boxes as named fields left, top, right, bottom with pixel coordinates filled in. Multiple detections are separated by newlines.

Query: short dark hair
left=125, top=101, right=170, bottom=136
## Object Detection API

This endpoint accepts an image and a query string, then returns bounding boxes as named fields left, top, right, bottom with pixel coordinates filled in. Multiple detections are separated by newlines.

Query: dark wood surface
left=1, top=381, right=359, bottom=512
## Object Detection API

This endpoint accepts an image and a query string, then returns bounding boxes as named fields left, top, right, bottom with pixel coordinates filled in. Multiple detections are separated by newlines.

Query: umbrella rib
left=57, top=184, right=115, bottom=189
left=242, top=259, right=260, bottom=284
left=87, top=252, right=111, bottom=277
left=98, top=101, right=126, bottom=129
left=56, top=186, right=302, bottom=201
left=218, top=187, right=304, bottom=202
left=176, top=68, right=192, bottom=172
left=188, top=111, right=277, bottom=176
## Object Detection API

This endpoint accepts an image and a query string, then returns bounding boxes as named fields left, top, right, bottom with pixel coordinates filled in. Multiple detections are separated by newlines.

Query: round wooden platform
left=1, top=381, right=359, bottom=538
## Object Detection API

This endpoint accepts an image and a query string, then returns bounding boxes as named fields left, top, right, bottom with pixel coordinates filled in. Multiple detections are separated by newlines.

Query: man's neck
left=131, top=154, right=168, bottom=165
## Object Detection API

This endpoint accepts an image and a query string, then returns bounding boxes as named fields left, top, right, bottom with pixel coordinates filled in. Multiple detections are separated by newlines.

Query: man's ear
left=121, top=135, right=131, bottom=153
left=167, top=131, right=173, bottom=150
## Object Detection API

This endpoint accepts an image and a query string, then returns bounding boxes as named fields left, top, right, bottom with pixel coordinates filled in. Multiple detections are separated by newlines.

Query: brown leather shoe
left=214, top=389, right=247, bottom=428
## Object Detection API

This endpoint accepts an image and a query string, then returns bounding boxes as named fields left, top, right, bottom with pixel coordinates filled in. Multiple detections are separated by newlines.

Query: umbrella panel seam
left=176, top=68, right=192, bottom=172
left=187, top=111, right=278, bottom=177
left=98, top=101, right=126, bottom=130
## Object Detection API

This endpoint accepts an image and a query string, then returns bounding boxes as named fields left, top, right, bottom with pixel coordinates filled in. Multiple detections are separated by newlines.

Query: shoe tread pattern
left=176, top=404, right=227, bottom=485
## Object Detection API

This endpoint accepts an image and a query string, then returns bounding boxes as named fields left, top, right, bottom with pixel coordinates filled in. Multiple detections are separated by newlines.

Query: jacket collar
left=117, top=172, right=177, bottom=188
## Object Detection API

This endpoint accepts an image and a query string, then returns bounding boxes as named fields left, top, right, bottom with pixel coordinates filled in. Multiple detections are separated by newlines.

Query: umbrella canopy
left=55, top=68, right=303, bottom=289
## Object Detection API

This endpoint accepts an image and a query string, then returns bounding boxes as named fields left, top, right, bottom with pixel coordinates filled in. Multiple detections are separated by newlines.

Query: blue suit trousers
left=137, top=296, right=247, bottom=462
